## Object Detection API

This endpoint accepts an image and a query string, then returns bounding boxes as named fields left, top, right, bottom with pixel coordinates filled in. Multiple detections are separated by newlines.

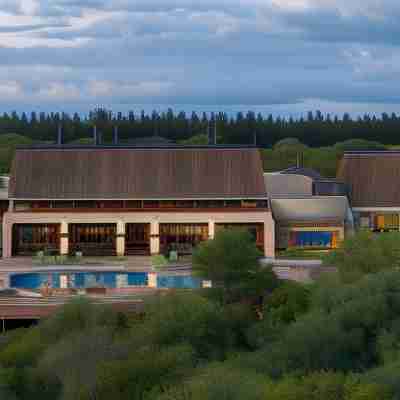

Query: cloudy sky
left=0, top=0, right=400, bottom=116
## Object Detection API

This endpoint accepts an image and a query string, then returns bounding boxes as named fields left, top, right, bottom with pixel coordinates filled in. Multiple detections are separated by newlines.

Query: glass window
left=15, top=202, right=31, bottom=211
left=176, top=201, right=194, bottom=208
left=225, top=200, right=241, bottom=208
left=52, top=201, right=74, bottom=209
left=75, top=201, right=97, bottom=208
left=241, top=200, right=257, bottom=208
left=293, top=231, right=333, bottom=248
left=159, top=201, right=176, bottom=208
left=143, top=201, right=159, bottom=208
left=125, top=200, right=142, bottom=208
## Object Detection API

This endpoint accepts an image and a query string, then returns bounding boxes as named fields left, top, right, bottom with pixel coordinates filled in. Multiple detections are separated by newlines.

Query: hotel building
left=2, top=145, right=275, bottom=258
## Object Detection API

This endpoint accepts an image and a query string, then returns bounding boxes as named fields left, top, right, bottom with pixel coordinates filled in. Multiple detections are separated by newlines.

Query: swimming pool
left=9, top=271, right=202, bottom=290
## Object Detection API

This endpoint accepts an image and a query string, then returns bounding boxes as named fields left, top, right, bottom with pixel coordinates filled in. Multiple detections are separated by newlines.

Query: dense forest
left=1, top=230, right=400, bottom=399
left=0, top=108, right=400, bottom=147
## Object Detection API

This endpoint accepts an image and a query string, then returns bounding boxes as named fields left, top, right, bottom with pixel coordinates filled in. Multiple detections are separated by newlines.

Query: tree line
left=0, top=108, right=400, bottom=147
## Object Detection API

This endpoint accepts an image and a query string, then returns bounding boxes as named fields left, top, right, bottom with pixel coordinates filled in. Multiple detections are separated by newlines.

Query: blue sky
left=0, top=0, right=399, bottom=117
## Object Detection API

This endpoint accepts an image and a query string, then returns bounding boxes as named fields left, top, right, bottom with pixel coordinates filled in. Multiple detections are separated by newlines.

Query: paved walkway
left=0, top=256, right=154, bottom=272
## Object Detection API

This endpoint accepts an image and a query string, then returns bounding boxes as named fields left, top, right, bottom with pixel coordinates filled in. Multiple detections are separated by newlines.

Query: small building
left=265, top=169, right=352, bottom=250
left=3, top=145, right=275, bottom=258
left=338, top=151, right=400, bottom=232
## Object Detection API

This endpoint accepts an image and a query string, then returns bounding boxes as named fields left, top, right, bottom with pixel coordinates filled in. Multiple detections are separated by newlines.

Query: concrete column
left=2, top=217, right=12, bottom=259
left=8, top=200, right=14, bottom=212
left=116, top=220, right=125, bottom=257
left=264, top=214, right=275, bottom=259
left=150, top=220, right=160, bottom=255
left=60, top=221, right=69, bottom=256
left=208, top=220, right=215, bottom=240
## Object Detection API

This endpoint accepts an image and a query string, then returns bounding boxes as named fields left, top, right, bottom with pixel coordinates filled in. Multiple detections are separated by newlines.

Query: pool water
left=10, top=271, right=202, bottom=290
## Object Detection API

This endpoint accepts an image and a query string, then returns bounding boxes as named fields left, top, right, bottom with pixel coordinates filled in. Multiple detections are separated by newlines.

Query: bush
left=240, top=271, right=400, bottom=378
left=324, top=230, right=400, bottom=283
left=142, top=292, right=235, bottom=360
left=265, top=281, right=311, bottom=325
left=157, top=364, right=267, bottom=400
left=193, top=229, right=278, bottom=303
left=152, top=255, right=169, bottom=268
left=95, top=344, right=195, bottom=400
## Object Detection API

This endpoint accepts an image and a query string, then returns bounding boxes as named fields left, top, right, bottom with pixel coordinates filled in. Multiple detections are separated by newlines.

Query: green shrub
left=324, top=230, right=400, bottom=283
left=152, top=255, right=169, bottom=268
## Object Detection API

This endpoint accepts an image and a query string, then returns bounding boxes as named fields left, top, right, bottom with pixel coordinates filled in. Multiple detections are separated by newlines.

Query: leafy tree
left=334, top=139, right=386, bottom=151
left=141, top=292, right=236, bottom=360
left=265, top=281, right=312, bottom=325
left=192, top=229, right=279, bottom=304
left=324, top=230, right=400, bottom=283
left=156, top=364, right=267, bottom=400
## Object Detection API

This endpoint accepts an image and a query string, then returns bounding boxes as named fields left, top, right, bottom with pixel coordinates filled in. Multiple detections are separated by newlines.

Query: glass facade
left=69, top=224, right=116, bottom=256
left=12, top=224, right=60, bottom=256
left=125, top=224, right=150, bottom=255
left=160, top=224, right=208, bottom=254
left=289, top=231, right=338, bottom=249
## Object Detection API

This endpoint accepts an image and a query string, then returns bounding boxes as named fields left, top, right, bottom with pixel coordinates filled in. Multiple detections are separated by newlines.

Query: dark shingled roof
left=281, top=166, right=322, bottom=180
left=9, top=147, right=267, bottom=200
left=337, top=151, right=400, bottom=207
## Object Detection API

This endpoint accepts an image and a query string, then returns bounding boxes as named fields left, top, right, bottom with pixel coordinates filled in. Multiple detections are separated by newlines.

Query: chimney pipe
left=93, top=125, right=98, bottom=145
left=113, top=126, right=119, bottom=145
left=57, top=124, right=63, bottom=146
left=208, top=120, right=216, bottom=145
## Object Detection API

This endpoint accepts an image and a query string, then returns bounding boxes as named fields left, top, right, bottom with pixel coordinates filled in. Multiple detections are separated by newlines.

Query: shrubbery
left=3, top=230, right=400, bottom=399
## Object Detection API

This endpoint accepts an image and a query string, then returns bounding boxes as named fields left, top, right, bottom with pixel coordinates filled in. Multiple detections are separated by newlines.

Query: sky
left=0, top=0, right=400, bottom=117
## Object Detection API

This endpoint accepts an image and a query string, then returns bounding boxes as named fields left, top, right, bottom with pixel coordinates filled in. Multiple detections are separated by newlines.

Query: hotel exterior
left=2, top=145, right=275, bottom=258
left=8, top=145, right=395, bottom=260
left=338, top=151, right=400, bottom=232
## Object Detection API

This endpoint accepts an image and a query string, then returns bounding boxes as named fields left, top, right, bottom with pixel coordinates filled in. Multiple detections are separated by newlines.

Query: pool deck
left=0, top=256, right=335, bottom=289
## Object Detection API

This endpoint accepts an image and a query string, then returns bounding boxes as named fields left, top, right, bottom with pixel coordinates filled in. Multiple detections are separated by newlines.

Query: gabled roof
left=337, top=151, right=400, bottom=207
left=9, top=147, right=267, bottom=200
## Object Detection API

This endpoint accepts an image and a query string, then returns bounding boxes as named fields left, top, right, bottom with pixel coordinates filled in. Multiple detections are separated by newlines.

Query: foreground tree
left=192, top=229, right=278, bottom=304
left=324, top=230, right=400, bottom=283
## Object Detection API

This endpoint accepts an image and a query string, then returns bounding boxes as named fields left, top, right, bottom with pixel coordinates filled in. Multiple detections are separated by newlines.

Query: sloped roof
left=337, top=152, right=400, bottom=207
left=270, top=197, right=348, bottom=222
left=281, top=166, right=322, bottom=180
left=9, top=147, right=267, bottom=200
left=264, top=173, right=313, bottom=197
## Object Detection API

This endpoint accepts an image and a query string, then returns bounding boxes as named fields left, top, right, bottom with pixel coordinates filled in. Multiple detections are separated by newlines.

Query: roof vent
left=93, top=126, right=99, bottom=145
left=113, top=126, right=119, bottom=145
left=57, top=124, right=63, bottom=145
left=208, top=120, right=217, bottom=145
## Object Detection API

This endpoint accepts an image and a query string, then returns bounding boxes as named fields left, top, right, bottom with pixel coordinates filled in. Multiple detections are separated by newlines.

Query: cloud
left=0, top=0, right=399, bottom=110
